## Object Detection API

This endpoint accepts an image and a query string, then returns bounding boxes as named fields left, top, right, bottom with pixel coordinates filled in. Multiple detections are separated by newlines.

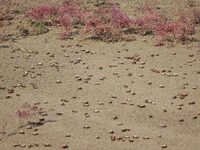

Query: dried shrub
left=0, top=121, right=7, bottom=134
left=29, top=20, right=49, bottom=35
left=87, top=24, right=122, bottom=41
left=17, top=20, right=49, bottom=36
left=0, top=0, right=17, bottom=28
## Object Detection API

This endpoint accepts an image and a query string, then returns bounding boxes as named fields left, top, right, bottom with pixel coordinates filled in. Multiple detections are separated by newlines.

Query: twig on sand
left=0, top=121, right=7, bottom=134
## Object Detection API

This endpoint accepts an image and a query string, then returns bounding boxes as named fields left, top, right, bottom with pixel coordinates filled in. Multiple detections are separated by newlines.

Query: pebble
left=188, top=101, right=196, bottom=105
left=179, top=119, right=184, bottom=122
left=28, top=143, right=39, bottom=148
left=161, top=145, right=168, bottom=148
left=111, top=135, right=116, bottom=141
left=131, top=92, right=136, bottom=95
left=83, top=125, right=90, bottom=129
left=121, top=128, right=130, bottom=132
left=7, top=88, right=14, bottom=93
left=159, top=85, right=165, bottom=88
left=98, top=102, right=104, bottom=105
left=109, top=130, right=114, bottom=134
left=44, top=143, right=51, bottom=147
left=149, top=115, right=153, bottom=118
left=13, top=144, right=20, bottom=147
left=0, top=86, right=6, bottom=90
left=65, top=134, right=71, bottom=137
left=133, top=135, right=139, bottom=139
left=124, top=135, right=130, bottom=138
left=94, top=109, right=99, bottom=113
left=129, top=139, right=134, bottom=142
left=163, top=109, right=167, bottom=112
left=5, top=95, right=12, bottom=99
left=56, top=112, right=63, bottom=115
left=113, top=116, right=118, bottom=120
left=20, top=144, right=26, bottom=148
left=72, top=110, right=78, bottom=113
left=143, top=136, right=150, bottom=140
left=26, top=126, right=33, bottom=129
left=137, top=104, right=146, bottom=108
left=139, top=74, right=144, bottom=77
left=32, top=132, right=39, bottom=136
left=43, top=101, right=48, bottom=104
left=193, top=116, right=198, bottom=119
left=112, top=95, right=117, bottom=99
left=61, top=144, right=69, bottom=149
left=37, top=62, right=43, bottom=66
left=160, top=124, right=167, bottom=128
left=56, top=80, right=62, bottom=83
left=19, top=130, right=25, bottom=134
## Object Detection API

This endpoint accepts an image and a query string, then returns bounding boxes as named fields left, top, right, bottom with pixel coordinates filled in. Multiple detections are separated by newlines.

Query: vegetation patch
left=24, top=0, right=200, bottom=45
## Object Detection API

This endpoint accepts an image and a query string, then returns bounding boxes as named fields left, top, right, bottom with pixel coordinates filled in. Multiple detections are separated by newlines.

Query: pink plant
left=16, top=103, right=38, bottom=120
left=59, top=31, right=73, bottom=39
left=83, top=4, right=133, bottom=41
left=59, top=1, right=83, bottom=20
left=84, top=16, right=101, bottom=32
left=25, top=0, right=83, bottom=20
left=58, top=15, right=72, bottom=30
left=25, top=5, right=52, bottom=19
left=134, top=7, right=167, bottom=31
left=134, top=5, right=198, bottom=42
left=154, top=39, right=165, bottom=46
left=25, top=1, right=134, bottom=41
left=92, top=24, right=112, bottom=37
left=154, top=13, right=195, bottom=41
left=136, top=4, right=155, bottom=13
left=110, top=7, right=133, bottom=28
left=96, top=5, right=133, bottom=28
left=25, top=1, right=200, bottom=43
left=25, top=0, right=86, bottom=36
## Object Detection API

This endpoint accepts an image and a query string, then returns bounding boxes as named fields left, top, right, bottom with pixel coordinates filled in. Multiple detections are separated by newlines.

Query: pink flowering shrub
left=16, top=103, right=39, bottom=120
left=96, top=4, right=133, bottom=28
left=83, top=4, right=133, bottom=41
left=25, top=0, right=85, bottom=37
left=59, top=0, right=83, bottom=20
left=109, top=6, right=133, bottom=28
left=25, top=5, right=53, bottom=20
left=154, top=17, right=195, bottom=41
left=134, top=5, right=200, bottom=42
left=25, top=0, right=134, bottom=41
left=25, top=1, right=200, bottom=44
left=58, top=15, right=72, bottom=30
left=134, top=8, right=166, bottom=32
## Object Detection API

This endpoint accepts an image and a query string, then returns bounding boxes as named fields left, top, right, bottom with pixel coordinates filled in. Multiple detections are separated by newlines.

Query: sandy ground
left=0, top=0, right=200, bottom=150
